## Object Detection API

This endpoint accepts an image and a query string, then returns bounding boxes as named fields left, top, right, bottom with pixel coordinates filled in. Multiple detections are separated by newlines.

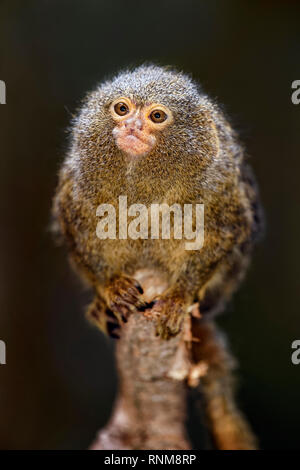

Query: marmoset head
left=72, top=65, right=224, bottom=166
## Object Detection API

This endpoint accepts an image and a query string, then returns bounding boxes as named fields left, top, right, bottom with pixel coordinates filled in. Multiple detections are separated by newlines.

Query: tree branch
left=89, top=306, right=203, bottom=450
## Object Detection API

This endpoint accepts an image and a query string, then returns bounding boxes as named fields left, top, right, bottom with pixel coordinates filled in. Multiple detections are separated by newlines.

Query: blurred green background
left=0, top=0, right=299, bottom=449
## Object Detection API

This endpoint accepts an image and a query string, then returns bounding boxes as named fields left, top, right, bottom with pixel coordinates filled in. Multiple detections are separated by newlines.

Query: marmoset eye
left=114, top=102, right=129, bottom=116
left=149, top=109, right=167, bottom=123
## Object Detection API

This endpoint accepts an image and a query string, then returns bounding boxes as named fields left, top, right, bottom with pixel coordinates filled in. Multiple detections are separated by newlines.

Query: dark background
left=0, top=0, right=299, bottom=449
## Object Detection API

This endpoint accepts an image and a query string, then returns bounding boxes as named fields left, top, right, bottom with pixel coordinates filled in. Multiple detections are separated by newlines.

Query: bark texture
left=90, top=310, right=193, bottom=450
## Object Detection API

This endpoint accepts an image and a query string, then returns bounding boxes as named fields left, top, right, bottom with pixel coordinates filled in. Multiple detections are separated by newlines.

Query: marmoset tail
left=52, top=65, right=263, bottom=449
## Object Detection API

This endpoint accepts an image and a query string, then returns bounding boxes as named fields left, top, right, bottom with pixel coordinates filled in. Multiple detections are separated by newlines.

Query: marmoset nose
left=124, top=115, right=143, bottom=131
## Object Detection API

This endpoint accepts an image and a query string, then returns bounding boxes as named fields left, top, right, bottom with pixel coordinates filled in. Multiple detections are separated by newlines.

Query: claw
left=105, top=275, right=146, bottom=326
left=134, top=282, right=144, bottom=294
left=107, top=321, right=121, bottom=339
left=86, top=278, right=144, bottom=339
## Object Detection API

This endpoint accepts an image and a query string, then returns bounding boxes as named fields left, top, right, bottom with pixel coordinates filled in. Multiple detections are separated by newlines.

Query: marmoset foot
left=104, top=275, right=146, bottom=326
left=153, top=293, right=187, bottom=340
left=86, top=295, right=122, bottom=338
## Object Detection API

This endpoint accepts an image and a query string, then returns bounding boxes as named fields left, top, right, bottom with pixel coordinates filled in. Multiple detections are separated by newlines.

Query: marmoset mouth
left=113, top=128, right=156, bottom=157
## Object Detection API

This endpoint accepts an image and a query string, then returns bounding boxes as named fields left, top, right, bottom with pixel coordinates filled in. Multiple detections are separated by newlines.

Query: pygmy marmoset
left=53, top=64, right=262, bottom=339
left=52, top=65, right=263, bottom=449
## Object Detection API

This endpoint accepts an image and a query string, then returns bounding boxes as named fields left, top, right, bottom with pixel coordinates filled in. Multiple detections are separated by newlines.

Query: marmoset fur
left=52, top=65, right=262, bottom=449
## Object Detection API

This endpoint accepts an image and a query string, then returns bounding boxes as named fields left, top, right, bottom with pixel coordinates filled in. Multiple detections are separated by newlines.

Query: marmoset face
left=110, top=97, right=173, bottom=157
